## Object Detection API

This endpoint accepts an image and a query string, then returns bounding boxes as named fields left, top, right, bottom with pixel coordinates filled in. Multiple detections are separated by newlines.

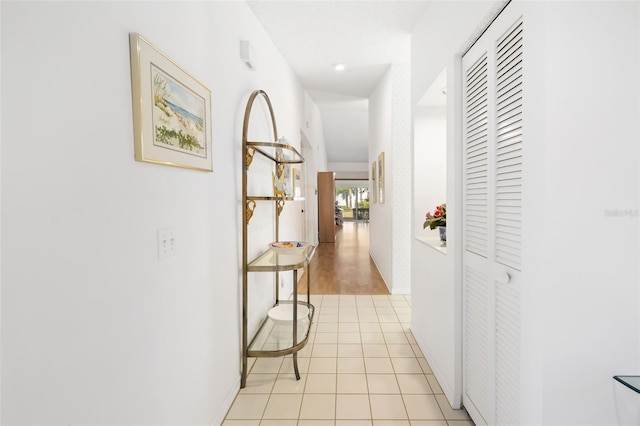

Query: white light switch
left=157, top=228, right=176, bottom=259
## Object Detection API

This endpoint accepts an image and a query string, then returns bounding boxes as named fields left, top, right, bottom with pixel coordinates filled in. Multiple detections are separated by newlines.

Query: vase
left=439, top=226, right=446, bottom=242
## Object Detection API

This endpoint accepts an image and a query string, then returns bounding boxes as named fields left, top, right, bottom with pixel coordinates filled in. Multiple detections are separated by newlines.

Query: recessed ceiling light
left=333, top=63, right=346, bottom=71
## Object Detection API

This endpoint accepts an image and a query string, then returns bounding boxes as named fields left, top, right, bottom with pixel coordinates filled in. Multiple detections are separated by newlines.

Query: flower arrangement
left=423, top=203, right=446, bottom=230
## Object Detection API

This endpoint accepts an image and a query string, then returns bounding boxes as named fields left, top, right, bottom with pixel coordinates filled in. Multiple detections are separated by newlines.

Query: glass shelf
left=248, top=301, right=315, bottom=356
left=247, top=195, right=305, bottom=202
left=247, top=140, right=304, bottom=164
left=614, top=376, right=640, bottom=394
left=248, top=244, right=316, bottom=272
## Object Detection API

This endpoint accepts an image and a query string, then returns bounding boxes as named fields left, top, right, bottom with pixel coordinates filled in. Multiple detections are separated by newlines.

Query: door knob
left=496, top=271, right=511, bottom=284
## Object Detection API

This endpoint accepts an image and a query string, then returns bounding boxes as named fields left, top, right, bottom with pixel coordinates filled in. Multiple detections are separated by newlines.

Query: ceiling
left=247, top=1, right=431, bottom=164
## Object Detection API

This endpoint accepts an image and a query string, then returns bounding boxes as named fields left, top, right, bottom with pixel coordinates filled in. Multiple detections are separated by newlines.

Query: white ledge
left=415, top=235, right=447, bottom=254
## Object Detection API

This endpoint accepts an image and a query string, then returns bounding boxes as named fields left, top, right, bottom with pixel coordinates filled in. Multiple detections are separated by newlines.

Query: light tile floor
left=223, top=294, right=474, bottom=426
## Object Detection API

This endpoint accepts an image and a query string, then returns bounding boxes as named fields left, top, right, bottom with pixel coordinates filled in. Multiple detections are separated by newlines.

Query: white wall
left=369, top=71, right=393, bottom=291
left=414, top=107, right=447, bottom=237
left=522, top=2, right=640, bottom=424
left=1, top=2, right=325, bottom=425
left=369, top=63, right=412, bottom=295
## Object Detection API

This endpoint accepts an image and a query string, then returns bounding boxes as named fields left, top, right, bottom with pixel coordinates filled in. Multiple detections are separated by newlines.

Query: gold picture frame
left=129, top=33, right=213, bottom=172
left=377, top=152, right=385, bottom=203
left=371, top=161, right=377, bottom=203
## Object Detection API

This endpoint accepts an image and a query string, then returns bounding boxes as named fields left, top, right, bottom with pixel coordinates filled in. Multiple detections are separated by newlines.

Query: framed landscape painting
left=378, top=152, right=385, bottom=203
left=129, top=33, right=213, bottom=171
left=371, top=161, right=377, bottom=203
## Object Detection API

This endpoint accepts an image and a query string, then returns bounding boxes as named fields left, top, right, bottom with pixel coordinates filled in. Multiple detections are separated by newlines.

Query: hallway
left=300, top=222, right=389, bottom=295
left=223, top=223, right=474, bottom=425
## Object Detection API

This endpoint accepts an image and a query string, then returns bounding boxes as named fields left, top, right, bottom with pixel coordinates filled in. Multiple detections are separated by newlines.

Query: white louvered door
left=462, top=8, right=523, bottom=426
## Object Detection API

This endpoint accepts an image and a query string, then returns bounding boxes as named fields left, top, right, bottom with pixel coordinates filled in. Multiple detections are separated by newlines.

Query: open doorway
left=335, top=181, right=370, bottom=223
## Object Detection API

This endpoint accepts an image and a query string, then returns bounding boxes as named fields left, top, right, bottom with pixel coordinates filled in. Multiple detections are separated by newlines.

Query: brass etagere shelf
left=241, top=90, right=315, bottom=388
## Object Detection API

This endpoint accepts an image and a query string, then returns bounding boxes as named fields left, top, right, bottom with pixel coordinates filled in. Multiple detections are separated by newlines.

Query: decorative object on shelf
left=129, top=33, right=212, bottom=171
left=246, top=200, right=256, bottom=224
left=268, top=304, right=310, bottom=324
left=269, top=241, right=309, bottom=254
left=377, top=152, right=385, bottom=203
left=439, top=226, right=447, bottom=242
left=424, top=203, right=447, bottom=231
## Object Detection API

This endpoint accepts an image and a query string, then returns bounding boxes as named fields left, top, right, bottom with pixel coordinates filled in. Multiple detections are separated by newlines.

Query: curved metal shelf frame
left=241, top=90, right=314, bottom=388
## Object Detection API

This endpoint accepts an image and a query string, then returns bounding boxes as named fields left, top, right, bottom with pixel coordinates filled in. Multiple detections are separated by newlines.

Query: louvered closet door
left=462, top=8, right=523, bottom=426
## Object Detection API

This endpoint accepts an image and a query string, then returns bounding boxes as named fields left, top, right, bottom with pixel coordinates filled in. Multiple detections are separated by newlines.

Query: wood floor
left=298, top=222, right=390, bottom=295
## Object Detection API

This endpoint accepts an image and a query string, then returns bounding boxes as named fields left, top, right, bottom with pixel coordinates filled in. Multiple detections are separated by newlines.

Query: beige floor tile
left=260, top=420, right=297, bottom=426
left=308, top=357, right=337, bottom=374
left=224, top=394, right=269, bottom=419
left=378, top=314, right=399, bottom=323
left=402, top=394, right=444, bottom=420
left=418, top=357, right=433, bottom=374
left=446, top=421, right=475, bottom=426
left=375, top=306, right=396, bottom=315
left=272, top=373, right=307, bottom=393
left=358, top=314, right=380, bottom=323
left=339, top=307, right=358, bottom=315
left=318, top=313, right=339, bottom=323
left=367, top=374, right=400, bottom=394
left=298, top=421, right=335, bottom=426
left=362, top=344, right=389, bottom=358
left=364, top=357, right=394, bottom=374
left=262, top=393, right=303, bottom=419
left=369, top=394, right=407, bottom=419
left=383, top=332, right=408, bottom=344
left=393, top=307, right=412, bottom=316
left=339, top=322, right=361, bottom=333
left=280, top=355, right=310, bottom=375
left=315, top=332, right=338, bottom=344
left=404, top=332, right=417, bottom=344
left=426, top=374, right=443, bottom=394
left=337, top=421, right=374, bottom=426
left=395, top=374, right=432, bottom=394
left=379, top=322, right=404, bottom=333
left=340, top=314, right=360, bottom=323
left=391, top=357, right=423, bottom=374
left=338, top=332, right=362, bottom=344
left=239, top=373, right=276, bottom=394
left=338, top=357, right=366, bottom=374
left=305, top=373, right=337, bottom=393
left=435, top=394, right=471, bottom=420
left=339, top=295, right=357, bottom=305
left=221, top=420, right=260, bottom=426
left=250, top=358, right=283, bottom=374
left=407, top=421, right=447, bottom=426
left=386, top=344, right=414, bottom=358
left=361, top=332, right=386, bottom=344
left=338, top=344, right=364, bottom=358
left=316, top=322, right=338, bottom=332
left=299, top=394, right=336, bottom=419
left=337, top=373, right=368, bottom=393
left=371, top=421, right=411, bottom=426
left=357, top=307, right=377, bottom=315
left=312, top=344, right=338, bottom=357
left=336, top=394, right=372, bottom=419
left=297, top=343, right=313, bottom=358
left=360, top=323, right=382, bottom=332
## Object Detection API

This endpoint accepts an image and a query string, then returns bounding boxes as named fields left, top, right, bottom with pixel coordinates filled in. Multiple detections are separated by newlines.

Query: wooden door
left=317, top=172, right=335, bottom=243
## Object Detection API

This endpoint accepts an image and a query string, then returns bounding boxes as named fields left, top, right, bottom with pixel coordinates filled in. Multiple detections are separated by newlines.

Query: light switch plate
left=157, top=228, right=176, bottom=259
